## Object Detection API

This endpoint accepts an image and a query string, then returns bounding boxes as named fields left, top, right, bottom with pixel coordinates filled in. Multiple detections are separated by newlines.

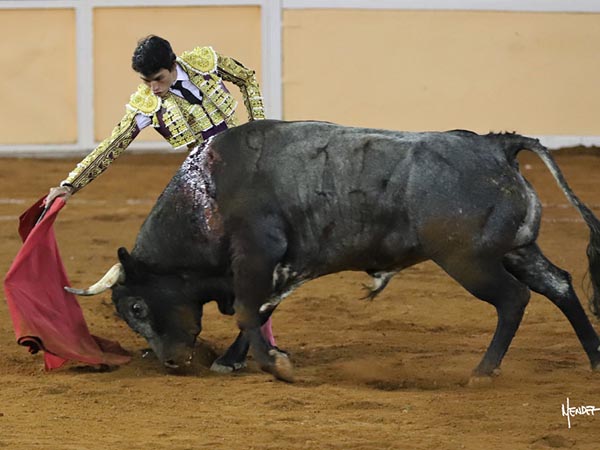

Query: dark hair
left=131, top=35, right=176, bottom=76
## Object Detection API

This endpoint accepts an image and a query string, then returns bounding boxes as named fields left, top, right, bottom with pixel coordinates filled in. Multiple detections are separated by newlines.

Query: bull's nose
left=164, top=354, right=193, bottom=370
left=164, top=360, right=180, bottom=369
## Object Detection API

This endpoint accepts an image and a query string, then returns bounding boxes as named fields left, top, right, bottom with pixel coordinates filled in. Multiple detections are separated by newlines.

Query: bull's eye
left=131, top=302, right=147, bottom=319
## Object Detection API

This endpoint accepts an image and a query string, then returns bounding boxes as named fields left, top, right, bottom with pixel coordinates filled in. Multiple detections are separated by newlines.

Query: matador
left=47, top=35, right=265, bottom=201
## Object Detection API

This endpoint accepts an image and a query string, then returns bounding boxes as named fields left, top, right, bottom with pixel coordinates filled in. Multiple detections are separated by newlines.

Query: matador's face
left=139, top=65, right=177, bottom=98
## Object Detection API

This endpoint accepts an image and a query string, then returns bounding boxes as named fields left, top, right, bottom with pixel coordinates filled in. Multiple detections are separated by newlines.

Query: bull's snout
left=163, top=352, right=193, bottom=371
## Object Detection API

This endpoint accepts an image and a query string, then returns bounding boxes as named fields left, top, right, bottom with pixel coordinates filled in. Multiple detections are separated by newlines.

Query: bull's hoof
left=467, top=375, right=494, bottom=388
left=264, top=349, right=295, bottom=382
left=210, top=360, right=247, bottom=374
left=467, top=368, right=501, bottom=388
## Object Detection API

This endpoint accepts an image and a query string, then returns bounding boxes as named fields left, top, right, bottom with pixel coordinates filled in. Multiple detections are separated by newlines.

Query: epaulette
left=178, top=46, right=217, bottom=75
left=127, top=84, right=161, bottom=116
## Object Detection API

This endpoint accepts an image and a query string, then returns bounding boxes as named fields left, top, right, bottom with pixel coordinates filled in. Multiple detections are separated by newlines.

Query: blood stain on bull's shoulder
left=180, top=137, right=224, bottom=236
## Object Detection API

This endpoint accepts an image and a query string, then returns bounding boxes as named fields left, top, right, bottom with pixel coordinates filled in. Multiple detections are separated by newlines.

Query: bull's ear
left=215, top=296, right=235, bottom=316
left=117, top=247, right=137, bottom=277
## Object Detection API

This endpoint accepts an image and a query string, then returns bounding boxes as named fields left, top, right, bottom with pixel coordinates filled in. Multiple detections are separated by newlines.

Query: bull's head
left=66, top=247, right=234, bottom=370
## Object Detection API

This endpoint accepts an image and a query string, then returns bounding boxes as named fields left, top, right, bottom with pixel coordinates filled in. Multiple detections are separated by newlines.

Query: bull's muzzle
left=163, top=352, right=194, bottom=371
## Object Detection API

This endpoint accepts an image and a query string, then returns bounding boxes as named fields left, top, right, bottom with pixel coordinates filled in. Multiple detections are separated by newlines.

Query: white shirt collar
left=174, top=63, right=190, bottom=83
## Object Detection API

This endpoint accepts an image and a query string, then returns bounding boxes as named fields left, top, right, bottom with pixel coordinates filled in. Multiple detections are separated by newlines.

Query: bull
left=67, top=120, right=600, bottom=382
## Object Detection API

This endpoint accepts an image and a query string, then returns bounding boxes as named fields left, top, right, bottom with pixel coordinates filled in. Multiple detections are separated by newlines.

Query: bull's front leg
left=210, top=330, right=249, bottom=373
left=230, top=218, right=293, bottom=382
left=210, top=317, right=276, bottom=373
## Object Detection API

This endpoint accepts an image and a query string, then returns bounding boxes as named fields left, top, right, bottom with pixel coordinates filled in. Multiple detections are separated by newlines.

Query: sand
left=1, top=149, right=600, bottom=449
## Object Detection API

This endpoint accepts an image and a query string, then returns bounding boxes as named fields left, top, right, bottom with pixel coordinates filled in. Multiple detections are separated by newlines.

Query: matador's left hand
left=45, top=185, right=74, bottom=206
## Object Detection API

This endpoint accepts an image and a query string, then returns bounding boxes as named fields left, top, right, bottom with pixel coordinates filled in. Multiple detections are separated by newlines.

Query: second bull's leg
left=210, top=316, right=277, bottom=373
left=230, top=216, right=293, bottom=381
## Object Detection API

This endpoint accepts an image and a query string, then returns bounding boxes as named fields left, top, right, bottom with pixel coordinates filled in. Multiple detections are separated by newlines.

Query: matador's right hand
left=46, top=185, right=74, bottom=206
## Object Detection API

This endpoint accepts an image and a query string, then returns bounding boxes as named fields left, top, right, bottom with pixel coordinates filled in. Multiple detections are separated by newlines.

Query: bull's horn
left=64, top=263, right=125, bottom=296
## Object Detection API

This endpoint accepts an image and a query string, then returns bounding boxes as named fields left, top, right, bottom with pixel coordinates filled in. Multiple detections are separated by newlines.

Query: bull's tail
left=503, top=134, right=600, bottom=317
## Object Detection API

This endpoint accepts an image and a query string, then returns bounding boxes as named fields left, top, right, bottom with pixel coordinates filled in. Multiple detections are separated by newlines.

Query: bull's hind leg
left=503, top=244, right=600, bottom=370
left=434, top=255, right=531, bottom=377
left=229, top=217, right=293, bottom=382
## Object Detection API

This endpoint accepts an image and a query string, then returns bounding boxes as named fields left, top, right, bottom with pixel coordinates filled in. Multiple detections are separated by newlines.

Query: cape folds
left=4, top=197, right=131, bottom=370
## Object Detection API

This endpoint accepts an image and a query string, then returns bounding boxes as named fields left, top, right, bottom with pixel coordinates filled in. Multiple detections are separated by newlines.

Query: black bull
left=69, top=120, right=600, bottom=382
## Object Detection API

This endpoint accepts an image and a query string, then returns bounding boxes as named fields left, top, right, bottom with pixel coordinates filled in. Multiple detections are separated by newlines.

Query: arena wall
left=282, top=9, right=600, bottom=136
left=0, top=8, right=77, bottom=144
left=0, top=1, right=599, bottom=154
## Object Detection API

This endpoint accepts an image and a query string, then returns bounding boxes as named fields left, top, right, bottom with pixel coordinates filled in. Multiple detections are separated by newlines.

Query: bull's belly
left=273, top=236, right=423, bottom=290
left=260, top=245, right=424, bottom=314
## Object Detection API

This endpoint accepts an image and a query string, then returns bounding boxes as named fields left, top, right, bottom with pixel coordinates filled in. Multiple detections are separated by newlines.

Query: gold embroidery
left=178, top=46, right=217, bottom=75
left=162, top=94, right=198, bottom=149
left=225, top=115, right=239, bottom=128
left=128, top=84, right=161, bottom=115
left=217, top=53, right=265, bottom=120
left=201, top=76, right=237, bottom=118
left=187, top=105, right=214, bottom=134
left=64, top=110, right=139, bottom=192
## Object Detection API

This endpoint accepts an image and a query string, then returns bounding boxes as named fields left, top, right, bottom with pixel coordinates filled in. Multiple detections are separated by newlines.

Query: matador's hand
left=46, top=185, right=74, bottom=205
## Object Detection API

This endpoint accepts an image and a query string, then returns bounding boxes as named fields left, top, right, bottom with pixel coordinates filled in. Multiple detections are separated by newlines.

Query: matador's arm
left=216, top=53, right=265, bottom=121
left=61, top=109, right=141, bottom=193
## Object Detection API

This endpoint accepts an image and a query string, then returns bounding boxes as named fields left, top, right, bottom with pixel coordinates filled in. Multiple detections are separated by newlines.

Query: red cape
left=4, top=197, right=131, bottom=370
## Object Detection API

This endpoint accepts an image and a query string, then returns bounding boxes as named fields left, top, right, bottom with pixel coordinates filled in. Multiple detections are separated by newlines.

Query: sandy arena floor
left=1, top=149, right=600, bottom=449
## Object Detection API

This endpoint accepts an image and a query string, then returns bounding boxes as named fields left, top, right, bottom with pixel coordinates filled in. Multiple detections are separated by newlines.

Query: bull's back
left=211, top=121, right=533, bottom=272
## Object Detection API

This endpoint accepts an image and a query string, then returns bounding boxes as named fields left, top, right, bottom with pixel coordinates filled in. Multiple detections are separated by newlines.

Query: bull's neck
left=132, top=170, right=227, bottom=272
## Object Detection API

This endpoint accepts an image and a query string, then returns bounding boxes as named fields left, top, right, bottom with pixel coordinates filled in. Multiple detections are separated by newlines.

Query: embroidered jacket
left=62, top=46, right=265, bottom=192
